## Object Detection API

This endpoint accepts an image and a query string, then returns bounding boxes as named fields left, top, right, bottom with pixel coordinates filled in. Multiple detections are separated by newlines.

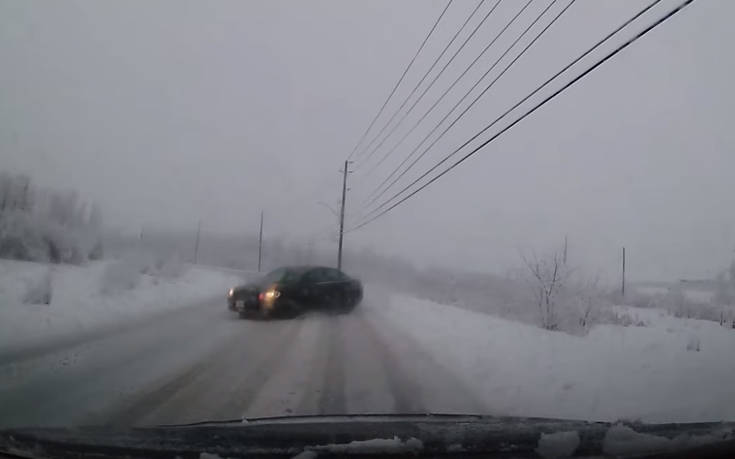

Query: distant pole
left=563, top=234, right=568, bottom=265
left=621, top=246, right=626, bottom=297
left=337, top=160, right=348, bottom=270
left=193, top=220, right=201, bottom=264
left=257, top=210, right=264, bottom=272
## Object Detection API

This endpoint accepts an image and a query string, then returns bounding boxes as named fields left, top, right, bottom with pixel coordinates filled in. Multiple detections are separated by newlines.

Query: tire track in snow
left=106, top=317, right=305, bottom=426
left=0, top=304, right=240, bottom=427
left=357, top=304, right=490, bottom=414
left=0, top=300, right=220, bottom=367
left=206, top=317, right=308, bottom=420
left=356, top=311, right=425, bottom=413
left=317, top=314, right=347, bottom=414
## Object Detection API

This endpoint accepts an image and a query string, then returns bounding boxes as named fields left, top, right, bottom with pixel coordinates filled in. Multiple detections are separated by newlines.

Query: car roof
left=280, top=265, right=339, bottom=275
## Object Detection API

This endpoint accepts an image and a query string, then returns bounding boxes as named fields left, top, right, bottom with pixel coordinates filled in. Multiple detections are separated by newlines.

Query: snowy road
left=0, top=298, right=486, bottom=428
left=4, top=288, right=735, bottom=428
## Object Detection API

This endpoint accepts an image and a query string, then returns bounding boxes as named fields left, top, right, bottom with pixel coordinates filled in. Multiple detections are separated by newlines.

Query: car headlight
left=264, top=289, right=280, bottom=299
left=228, top=288, right=234, bottom=297
left=259, top=287, right=281, bottom=309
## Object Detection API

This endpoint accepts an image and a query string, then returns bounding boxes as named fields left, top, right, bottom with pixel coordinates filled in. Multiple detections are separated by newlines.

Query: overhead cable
left=365, top=0, right=567, bottom=209
left=350, top=0, right=691, bottom=231
left=354, top=0, right=492, bottom=167
left=347, top=1, right=453, bottom=161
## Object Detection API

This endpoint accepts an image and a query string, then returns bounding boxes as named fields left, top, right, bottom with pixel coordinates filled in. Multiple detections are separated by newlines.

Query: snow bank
left=536, top=431, right=580, bottom=459
left=365, top=289, right=735, bottom=423
left=0, top=259, right=246, bottom=352
left=308, top=436, right=423, bottom=455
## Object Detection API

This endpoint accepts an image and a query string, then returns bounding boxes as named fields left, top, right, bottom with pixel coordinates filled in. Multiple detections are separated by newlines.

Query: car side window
left=281, top=270, right=301, bottom=283
left=302, top=268, right=346, bottom=283
left=302, top=269, right=324, bottom=283
left=322, top=268, right=343, bottom=281
left=262, top=268, right=285, bottom=284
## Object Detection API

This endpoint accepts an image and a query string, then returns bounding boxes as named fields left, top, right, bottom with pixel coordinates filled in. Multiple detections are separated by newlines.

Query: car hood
left=234, top=282, right=265, bottom=293
left=1, top=414, right=734, bottom=458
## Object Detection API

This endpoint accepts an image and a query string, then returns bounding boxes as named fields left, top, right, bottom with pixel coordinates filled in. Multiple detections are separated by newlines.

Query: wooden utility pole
left=563, top=234, right=568, bottom=265
left=194, top=220, right=201, bottom=264
left=621, top=246, right=626, bottom=297
left=337, top=160, right=348, bottom=271
left=258, top=210, right=264, bottom=272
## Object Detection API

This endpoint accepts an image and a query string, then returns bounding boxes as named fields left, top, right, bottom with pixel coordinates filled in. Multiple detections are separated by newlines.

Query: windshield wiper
left=155, top=412, right=486, bottom=428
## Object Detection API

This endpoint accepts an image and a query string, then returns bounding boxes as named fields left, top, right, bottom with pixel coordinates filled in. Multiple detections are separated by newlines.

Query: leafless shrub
left=0, top=172, right=104, bottom=264
left=100, top=258, right=141, bottom=295
left=686, top=335, right=701, bottom=352
left=23, top=268, right=52, bottom=305
left=522, top=251, right=571, bottom=331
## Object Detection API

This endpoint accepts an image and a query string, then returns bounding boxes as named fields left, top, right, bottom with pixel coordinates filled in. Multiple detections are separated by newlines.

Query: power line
left=364, top=0, right=566, bottom=210
left=363, top=0, right=658, bottom=216
left=350, top=0, right=693, bottom=232
left=358, top=0, right=504, bottom=175
left=353, top=0, right=486, bottom=167
left=346, top=1, right=452, bottom=161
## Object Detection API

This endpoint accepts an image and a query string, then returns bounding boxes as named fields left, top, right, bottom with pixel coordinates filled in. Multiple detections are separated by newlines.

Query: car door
left=299, top=268, right=325, bottom=307
left=337, top=270, right=361, bottom=304
left=277, top=269, right=304, bottom=304
left=318, top=268, right=352, bottom=306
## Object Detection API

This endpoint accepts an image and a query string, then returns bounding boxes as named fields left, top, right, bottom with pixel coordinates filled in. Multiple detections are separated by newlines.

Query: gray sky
left=1, top=0, right=733, bottom=282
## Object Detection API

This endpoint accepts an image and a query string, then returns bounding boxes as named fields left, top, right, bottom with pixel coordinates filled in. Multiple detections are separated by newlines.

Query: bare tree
left=576, top=275, right=600, bottom=330
left=0, top=173, right=32, bottom=212
left=0, top=172, right=11, bottom=211
left=522, top=251, right=570, bottom=330
left=88, top=203, right=103, bottom=229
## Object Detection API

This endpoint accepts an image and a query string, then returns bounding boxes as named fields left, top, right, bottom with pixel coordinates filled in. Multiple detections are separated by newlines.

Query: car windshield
left=1, top=0, right=734, bottom=450
left=261, top=268, right=288, bottom=284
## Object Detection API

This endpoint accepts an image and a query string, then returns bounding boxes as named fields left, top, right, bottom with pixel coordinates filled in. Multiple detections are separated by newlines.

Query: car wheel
left=333, top=292, right=353, bottom=314
left=259, top=303, right=274, bottom=319
left=343, top=300, right=356, bottom=314
left=348, top=292, right=361, bottom=310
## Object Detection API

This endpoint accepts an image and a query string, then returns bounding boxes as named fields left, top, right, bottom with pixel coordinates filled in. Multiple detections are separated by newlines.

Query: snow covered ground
left=2, top=260, right=734, bottom=425
left=364, top=289, right=735, bottom=423
left=0, top=258, right=248, bottom=352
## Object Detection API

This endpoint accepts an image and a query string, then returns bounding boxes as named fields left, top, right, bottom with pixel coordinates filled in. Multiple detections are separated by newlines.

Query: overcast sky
left=1, top=0, right=733, bottom=282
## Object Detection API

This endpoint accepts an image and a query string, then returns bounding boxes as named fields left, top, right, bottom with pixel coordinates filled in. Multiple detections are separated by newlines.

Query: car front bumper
left=228, top=293, right=260, bottom=312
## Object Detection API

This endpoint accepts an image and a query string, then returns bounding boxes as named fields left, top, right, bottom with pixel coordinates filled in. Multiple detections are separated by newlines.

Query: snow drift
left=364, top=288, right=735, bottom=423
left=0, top=259, right=246, bottom=352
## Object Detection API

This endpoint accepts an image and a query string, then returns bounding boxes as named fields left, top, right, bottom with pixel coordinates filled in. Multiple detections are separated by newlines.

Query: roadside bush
left=99, top=251, right=188, bottom=295
left=686, top=335, right=701, bottom=352
left=0, top=211, right=48, bottom=262
left=23, top=268, right=52, bottom=305
left=0, top=173, right=104, bottom=264
left=88, top=240, right=104, bottom=260
left=154, top=255, right=187, bottom=279
left=99, top=258, right=141, bottom=295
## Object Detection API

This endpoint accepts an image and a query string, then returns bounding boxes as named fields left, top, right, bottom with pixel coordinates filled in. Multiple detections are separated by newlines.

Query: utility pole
left=621, top=246, right=626, bottom=297
left=258, top=210, right=264, bottom=272
left=563, top=234, right=568, bottom=265
left=194, top=220, right=201, bottom=264
left=337, top=160, right=349, bottom=270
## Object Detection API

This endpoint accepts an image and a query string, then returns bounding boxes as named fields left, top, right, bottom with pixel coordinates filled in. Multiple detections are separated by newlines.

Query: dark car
left=227, top=266, right=363, bottom=318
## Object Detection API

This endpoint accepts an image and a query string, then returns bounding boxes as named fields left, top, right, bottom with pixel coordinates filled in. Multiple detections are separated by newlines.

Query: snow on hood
left=535, top=430, right=581, bottom=458
left=603, top=424, right=735, bottom=456
left=303, top=436, right=423, bottom=455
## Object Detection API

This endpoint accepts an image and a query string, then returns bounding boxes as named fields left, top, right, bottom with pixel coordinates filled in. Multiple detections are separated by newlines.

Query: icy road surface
left=0, top=299, right=486, bottom=427
left=2, top=289, right=735, bottom=427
